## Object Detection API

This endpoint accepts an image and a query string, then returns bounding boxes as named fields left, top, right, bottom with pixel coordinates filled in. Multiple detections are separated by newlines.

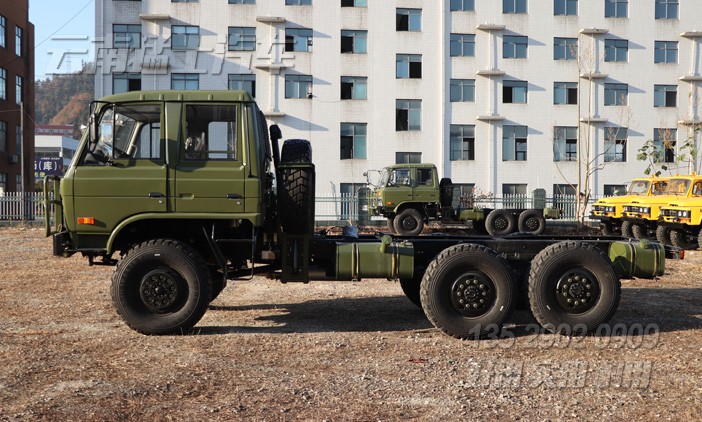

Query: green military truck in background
left=44, top=90, right=677, bottom=339
left=590, top=176, right=669, bottom=237
left=366, top=164, right=561, bottom=236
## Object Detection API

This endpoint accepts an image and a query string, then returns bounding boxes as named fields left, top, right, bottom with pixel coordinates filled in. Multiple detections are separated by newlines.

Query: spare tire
left=278, top=139, right=313, bottom=234
left=439, top=178, right=454, bottom=207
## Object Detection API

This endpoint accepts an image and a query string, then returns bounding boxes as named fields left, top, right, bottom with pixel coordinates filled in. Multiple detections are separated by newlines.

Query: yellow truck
left=590, top=177, right=668, bottom=236
left=621, top=174, right=702, bottom=246
left=657, top=177, right=702, bottom=249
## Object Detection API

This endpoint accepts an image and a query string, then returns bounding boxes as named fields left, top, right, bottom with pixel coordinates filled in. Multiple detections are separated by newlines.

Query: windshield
left=651, top=180, right=668, bottom=195
left=665, top=179, right=691, bottom=196
left=627, top=180, right=650, bottom=195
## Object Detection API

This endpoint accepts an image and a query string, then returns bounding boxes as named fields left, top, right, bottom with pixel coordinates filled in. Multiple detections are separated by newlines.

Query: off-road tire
left=420, top=244, right=514, bottom=339
left=620, top=221, right=634, bottom=238
left=393, top=208, right=424, bottom=236
left=600, top=221, right=617, bottom=236
left=278, top=139, right=313, bottom=234
left=386, top=218, right=397, bottom=234
left=439, top=178, right=454, bottom=207
left=517, top=210, right=546, bottom=235
left=670, top=229, right=698, bottom=250
left=656, top=225, right=672, bottom=246
left=631, top=223, right=650, bottom=240
left=485, top=209, right=515, bottom=236
left=528, top=241, right=620, bottom=335
left=111, top=239, right=211, bottom=335
left=399, top=269, right=425, bottom=308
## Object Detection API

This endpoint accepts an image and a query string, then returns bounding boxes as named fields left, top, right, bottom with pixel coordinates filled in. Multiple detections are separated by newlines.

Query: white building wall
left=96, top=0, right=702, bottom=197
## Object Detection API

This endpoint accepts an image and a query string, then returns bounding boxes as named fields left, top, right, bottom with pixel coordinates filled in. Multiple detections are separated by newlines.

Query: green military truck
left=45, top=90, right=677, bottom=339
left=366, top=163, right=561, bottom=236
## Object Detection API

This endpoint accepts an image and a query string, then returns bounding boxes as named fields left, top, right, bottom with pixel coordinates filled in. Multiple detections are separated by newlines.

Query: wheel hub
left=450, top=273, right=496, bottom=317
left=555, top=270, right=600, bottom=314
left=402, top=217, right=418, bottom=231
left=525, top=218, right=539, bottom=231
left=140, top=269, right=181, bottom=313
left=494, top=217, right=508, bottom=231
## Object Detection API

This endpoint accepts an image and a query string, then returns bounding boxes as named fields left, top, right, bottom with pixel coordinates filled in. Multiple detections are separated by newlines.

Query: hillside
left=35, top=64, right=94, bottom=137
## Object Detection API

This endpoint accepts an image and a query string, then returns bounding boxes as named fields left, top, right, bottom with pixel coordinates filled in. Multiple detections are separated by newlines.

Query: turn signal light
left=77, top=217, right=95, bottom=225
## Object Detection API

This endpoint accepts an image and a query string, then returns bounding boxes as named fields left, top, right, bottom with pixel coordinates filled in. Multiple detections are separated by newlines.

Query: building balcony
left=256, top=16, right=285, bottom=24
left=476, top=23, right=505, bottom=31
left=679, top=75, right=702, bottom=82
left=579, top=28, right=609, bottom=35
left=476, top=69, right=506, bottom=77
left=476, top=114, right=505, bottom=122
left=580, top=116, right=608, bottom=124
left=580, top=72, right=607, bottom=80
left=139, top=14, right=170, bottom=21
left=681, top=31, right=702, bottom=38
left=263, top=110, right=286, bottom=118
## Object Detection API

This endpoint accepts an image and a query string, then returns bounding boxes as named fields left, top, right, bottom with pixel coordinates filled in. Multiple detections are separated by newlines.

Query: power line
left=1, top=0, right=95, bottom=69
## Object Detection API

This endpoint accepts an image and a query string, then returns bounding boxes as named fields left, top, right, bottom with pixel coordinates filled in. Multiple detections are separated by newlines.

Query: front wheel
left=393, top=208, right=424, bottom=236
left=631, top=223, right=650, bottom=240
left=656, top=225, right=672, bottom=246
left=420, top=244, right=515, bottom=339
left=528, top=241, right=620, bottom=335
left=111, top=239, right=211, bottom=335
left=386, top=217, right=397, bottom=234
left=620, top=221, right=634, bottom=238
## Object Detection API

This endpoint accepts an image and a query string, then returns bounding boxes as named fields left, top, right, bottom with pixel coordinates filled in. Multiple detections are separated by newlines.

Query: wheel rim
left=493, top=216, right=509, bottom=231
left=450, top=272, right=497, bottom=317
left=525, top=217, right=540, bottom=232
left=401, top=216, right=418, bottom=231
left=139, top=269, right=186, bottom=313
left=554, top=269, right=601, bottom=314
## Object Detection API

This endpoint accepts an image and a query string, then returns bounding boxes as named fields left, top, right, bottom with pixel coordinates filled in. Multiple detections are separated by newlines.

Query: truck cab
left=657, top=176, right=702, bottom=249
left=590, top=177, right=668, bottom=235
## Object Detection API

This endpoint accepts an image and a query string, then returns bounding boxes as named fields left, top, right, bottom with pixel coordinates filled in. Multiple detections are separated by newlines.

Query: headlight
left=679, top=210, right=691, bottom=218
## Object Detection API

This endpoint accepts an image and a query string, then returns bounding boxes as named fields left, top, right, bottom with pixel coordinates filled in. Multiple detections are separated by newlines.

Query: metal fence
left=0, top=191, right=591, bottom=224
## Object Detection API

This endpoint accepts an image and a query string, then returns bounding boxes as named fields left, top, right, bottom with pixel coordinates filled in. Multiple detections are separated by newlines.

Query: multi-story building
left=95, top=0, right=701, bottom=199
left=35, top=124, right=79, bottom=181
left=0, top=0, right=34, bottom=194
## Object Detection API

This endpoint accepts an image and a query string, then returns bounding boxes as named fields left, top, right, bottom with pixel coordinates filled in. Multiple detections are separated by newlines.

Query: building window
left=113, top=73, right=141, bottom=94
left=172, top=0, right=199, bottom=2
left=604, top=128, right=627, bottom=162
left=15, top=125, right=20, bottom=155
left=14, top=26, right=22, bottom=56
left=228, top=27, right=256, bottom=51
left=554, top=82, right=577, bottom=104
left=0, top=16, right=5, bottom=48
left=503, top=125, right=528, bottom=161
left=171, top=26, right=199, bottom=50
left=654, top=128, right=677, bottom=163
left=229, top=0, right=255, bottom=3
left=341, top=30, right=367, bottom=53
left=171, top=73, right=199, bottom=90
left=340, top=76, right=367, bottom=100
left=396, top=100, right=421, bottom=131
left=286, top=0, right=311, bottom=5
left=451, top=0, right=475, bottom=11
left=604, top=83, right=628, bottom=106
left=604, top=39, right=628, bottom=62
left=503, top=80, right=527, bottom=104
left=0, top=121, right=6, bottom=152
left=654, top=85, right=677, bottom=107
left=605, top=0, right=627, bottom=17
left=450, top=125, right=475, bottom=160
left=554, top=126, right=577, bottom=161
left=228, top=74, right=256, bottom=97
left=396, top=54, right=422, bottom=78
left=396, top=152, right=422, bottom=164
left=655, top=0, right=678, bottom=19
left=503, top=184, right=527, bottom=195
left=15, top=76, right=22, bottom=105
left=503, top=35, right=528, bottom=59
left=554, top=37, right=577, bottom=60
left=341, top=0, right=366, bottom=6
left=113, top=24, right=141, bottom=49
left=554, top=0, right=577, bottom=15
left=450, top=34, right=476, bottom=57
left=396, top=8, right=421, bottom=32
left=0, top=68, right=5, bottom=100
left=285, top=28, right=313, bottom=52
left=503, top=0, right=527, bottom=14
left=654, top=41, right=677, bottom=63
left=553, top=184, right=576, bottom=197
left=340, top=123, right=367, bottom=159
left=450, top=79, right=475, bottom=102
left=285, top=74, right=312, bottom=98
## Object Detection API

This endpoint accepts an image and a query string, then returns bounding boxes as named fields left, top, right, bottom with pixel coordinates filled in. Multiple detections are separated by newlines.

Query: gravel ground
left=0, top=227, right=701, bottom=421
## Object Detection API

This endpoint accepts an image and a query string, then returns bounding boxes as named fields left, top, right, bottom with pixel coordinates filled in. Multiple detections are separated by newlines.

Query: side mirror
left=269, top=124, right=282, bottom=141
left=363, top=171, right=368, bottom=177
left=88, top=113, right=98, bottom=146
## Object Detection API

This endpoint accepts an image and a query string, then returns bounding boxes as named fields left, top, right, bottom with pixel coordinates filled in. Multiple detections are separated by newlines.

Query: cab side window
left=184, top=105, right=238, bottom=160
left=391, top=168, right=411, bottom=186
left=693, top=182, right=702, bottom=196
left=417, top=168, right=433, bottom=186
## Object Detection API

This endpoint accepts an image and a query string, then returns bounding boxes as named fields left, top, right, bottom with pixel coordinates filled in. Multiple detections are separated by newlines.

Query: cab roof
left=98, top=90, right=255, bottom=104
left=384, top=163, right=437, bottom=170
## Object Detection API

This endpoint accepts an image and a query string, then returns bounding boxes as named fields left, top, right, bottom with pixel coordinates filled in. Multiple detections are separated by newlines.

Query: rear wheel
left=485, top=209, right=515, bottom=236
left=620, top=221, right=634, bottom=238
left=394, top=208, right=424, bottom=236
left=111, top=239, right=211, bottom=335
left=518, top=210, right=546, bottom=235
left=671, top=229, right=698, bottom=250
left=420, top=244, right=514, bottom=339
left=600, top=221, right=617, bottom=236
left=278, top=139, right=313, bottom=234
left=528, top=241, right=620, bottom=335
left=631, top=223, right=650, bottom=240
left=399, top=270, right=424, bottom=308
left=656, top=225, right=672, bottom=246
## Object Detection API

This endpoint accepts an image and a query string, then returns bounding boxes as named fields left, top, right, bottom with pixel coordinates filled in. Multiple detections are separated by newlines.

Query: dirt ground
left=0, top=227, right=701, bottom=421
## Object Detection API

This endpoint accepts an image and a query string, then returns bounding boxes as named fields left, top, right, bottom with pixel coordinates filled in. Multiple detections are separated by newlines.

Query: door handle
left=148, top=192, right=164, bottom=198
left=226, top=194, right=242, bottom=199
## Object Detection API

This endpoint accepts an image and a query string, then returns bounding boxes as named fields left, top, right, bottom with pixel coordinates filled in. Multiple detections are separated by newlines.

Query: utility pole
left=20, top=101, right=25, bottom=221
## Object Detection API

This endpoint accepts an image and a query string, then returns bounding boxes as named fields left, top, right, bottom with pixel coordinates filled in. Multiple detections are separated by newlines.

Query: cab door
left=173, top=103, right=246, bottom=213
left=413, top=167, right=438, bottom=203
left=72, top=103, right=166, bottom=234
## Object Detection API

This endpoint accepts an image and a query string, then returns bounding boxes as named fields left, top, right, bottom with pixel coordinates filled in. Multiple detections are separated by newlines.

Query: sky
left=29, top=0, right=95, bottom=80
